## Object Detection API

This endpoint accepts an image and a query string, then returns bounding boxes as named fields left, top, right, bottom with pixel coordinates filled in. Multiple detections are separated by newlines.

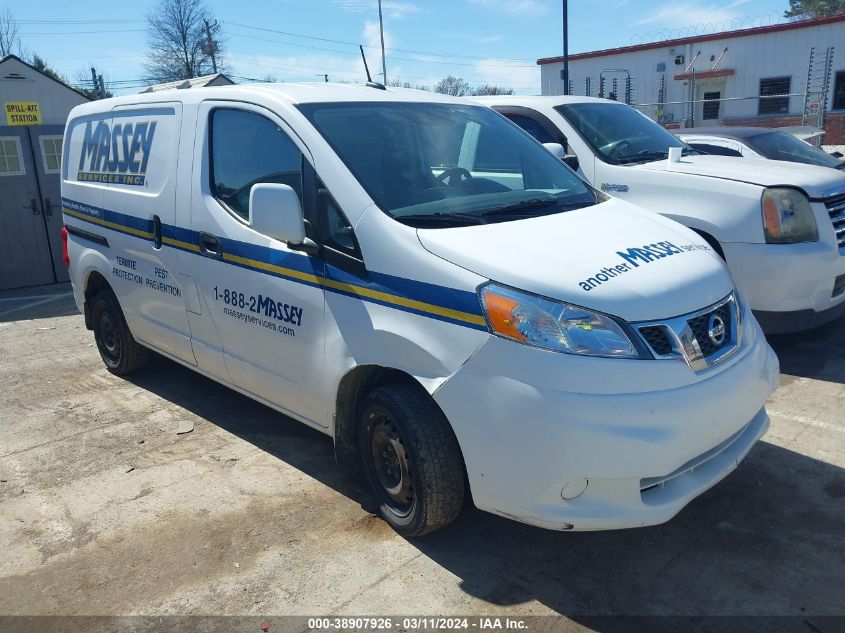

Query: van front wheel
left=91, top=290, right=149, bottom=375
left=358, top=384, right=465, bottom=537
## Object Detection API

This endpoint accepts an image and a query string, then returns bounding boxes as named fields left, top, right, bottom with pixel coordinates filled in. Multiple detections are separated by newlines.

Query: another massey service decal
left=579, top=241, right=711, bottom=292
left=78, top=119, right=157, bottom=186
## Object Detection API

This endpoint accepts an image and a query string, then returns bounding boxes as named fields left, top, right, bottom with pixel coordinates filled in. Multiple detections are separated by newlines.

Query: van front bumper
left=433, top=316, right=778, bottom=531
left=722, top=240, right=845, bottom=333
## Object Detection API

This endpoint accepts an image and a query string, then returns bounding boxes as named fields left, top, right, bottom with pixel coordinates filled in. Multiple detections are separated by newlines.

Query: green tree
left=784, top=0, right=845, bottom=18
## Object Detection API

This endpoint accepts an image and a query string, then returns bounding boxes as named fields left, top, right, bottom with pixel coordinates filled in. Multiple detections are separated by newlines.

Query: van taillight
left=61, top=226, right=70, bottom=268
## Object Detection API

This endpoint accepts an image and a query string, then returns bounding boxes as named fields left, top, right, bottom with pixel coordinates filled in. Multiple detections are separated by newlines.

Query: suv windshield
left=297, top=102, right=597, bottom=227
left=556, top=102, right=696, bottom=165
left=749, top=131, right=845, bottom=170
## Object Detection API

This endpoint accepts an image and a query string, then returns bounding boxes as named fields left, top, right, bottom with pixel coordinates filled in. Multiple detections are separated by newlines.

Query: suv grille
left=826, top=193, right=845, bottom=251
left=635, top=293, right=741, bottom=372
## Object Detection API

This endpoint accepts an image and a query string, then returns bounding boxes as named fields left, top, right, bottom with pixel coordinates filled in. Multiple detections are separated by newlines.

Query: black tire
left=91, top=289, right=149, bottom=375
left=357, top=384, right=465, bottom=537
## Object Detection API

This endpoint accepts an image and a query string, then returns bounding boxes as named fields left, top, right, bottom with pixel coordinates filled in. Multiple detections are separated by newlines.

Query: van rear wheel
left=91, top=290, right=149, bottom=375
left=358, top=384, right=465, bottom=537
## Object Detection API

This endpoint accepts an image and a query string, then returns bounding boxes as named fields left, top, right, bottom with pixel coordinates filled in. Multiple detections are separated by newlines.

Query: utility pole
left=90, top=67, right=102, bottom=99
left=378, top=0, right=387, bottom=83
left=560, top=0, right=569, bottom=95
left=203, top=19, right=219, bottom=74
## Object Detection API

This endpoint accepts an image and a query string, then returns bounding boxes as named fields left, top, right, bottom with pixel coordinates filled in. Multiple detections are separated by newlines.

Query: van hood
left=417, top=197, right=734, bottom=323
left=634, top=155, right=845, bottom=199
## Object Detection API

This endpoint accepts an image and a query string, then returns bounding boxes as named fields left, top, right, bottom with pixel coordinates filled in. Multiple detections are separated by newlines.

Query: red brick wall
left=719, top=113, right=845, bottom=144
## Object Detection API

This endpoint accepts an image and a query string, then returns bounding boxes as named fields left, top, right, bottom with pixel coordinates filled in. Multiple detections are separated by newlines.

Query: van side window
left=210, top=109, right=303, bottom=220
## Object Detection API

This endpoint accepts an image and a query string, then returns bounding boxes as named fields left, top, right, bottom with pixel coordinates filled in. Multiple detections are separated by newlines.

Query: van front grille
left=826, top=193, right=845, bottom=251
left=635, top=293, right=741, bottom=372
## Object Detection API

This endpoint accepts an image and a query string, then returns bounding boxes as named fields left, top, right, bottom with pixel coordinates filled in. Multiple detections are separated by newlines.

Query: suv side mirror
left=542, top=142, right=566, bottom=159
left=543, top=142, right=579, bottom=172
left=249, top=184, right=318, bottom=254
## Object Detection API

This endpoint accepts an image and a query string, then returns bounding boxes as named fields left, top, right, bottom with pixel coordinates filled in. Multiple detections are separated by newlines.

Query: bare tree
left=145, top=0, right=224, bottom=82
left=471, top=83, right=514, bottom=96
left=387, top=77, right=430, bottom=91
left=0, top=8, right=21, bottom=57
left=434, top=75, right=471, bottom=97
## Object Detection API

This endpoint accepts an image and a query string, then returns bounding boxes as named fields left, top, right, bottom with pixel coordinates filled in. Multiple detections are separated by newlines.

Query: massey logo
left=77, top=119, right=157, bottom=186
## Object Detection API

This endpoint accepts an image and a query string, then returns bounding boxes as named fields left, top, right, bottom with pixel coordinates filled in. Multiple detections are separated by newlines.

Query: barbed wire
left=630, top=10, right=786, bottom=45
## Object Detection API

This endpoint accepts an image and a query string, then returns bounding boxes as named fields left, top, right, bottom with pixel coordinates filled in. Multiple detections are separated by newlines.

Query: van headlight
left=479, top=283, right=641, bottom=358
left=762, top=188, right=818, bottom=243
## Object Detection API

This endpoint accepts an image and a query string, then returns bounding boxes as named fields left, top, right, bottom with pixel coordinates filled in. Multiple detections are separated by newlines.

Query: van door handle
left=153, top=215, right=162, bottom=249
left=24, top=198, right=40, bottom=215
left=44, top=198, right=58, bottom=219
left=198, top=232, right=222, bottom=258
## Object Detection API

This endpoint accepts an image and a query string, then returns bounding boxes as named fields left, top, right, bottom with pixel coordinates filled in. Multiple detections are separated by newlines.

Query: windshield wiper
left=393, top=212, right=487, bottom=227
left=480, top=198, right=570, bottom=217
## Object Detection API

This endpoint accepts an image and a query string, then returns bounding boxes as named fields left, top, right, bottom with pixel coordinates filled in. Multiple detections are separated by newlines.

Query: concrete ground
left=0, top=283, right=843, bottom=629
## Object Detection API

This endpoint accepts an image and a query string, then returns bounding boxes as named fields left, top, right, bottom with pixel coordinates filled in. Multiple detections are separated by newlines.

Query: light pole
left=560, top=0, right=569, bottom=95
left=378, top=0, right=388, bottom=83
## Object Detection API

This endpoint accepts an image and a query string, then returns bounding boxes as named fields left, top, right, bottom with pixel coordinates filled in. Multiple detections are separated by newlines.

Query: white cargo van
left=62, top=85, right=778, bottom=535
left=475, top=96, right=845, bottom=334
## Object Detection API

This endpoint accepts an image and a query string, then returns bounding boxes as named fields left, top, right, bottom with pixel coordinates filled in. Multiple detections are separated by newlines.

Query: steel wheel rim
left=98, top=311, right=121, bottom=363
left=369, top=412, right=415, bottom=517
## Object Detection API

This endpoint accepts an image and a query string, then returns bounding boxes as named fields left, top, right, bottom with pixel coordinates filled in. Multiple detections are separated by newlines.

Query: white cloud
left=633, top=0, right=751, bottom=28
left=472, top=58, right=539, bottom=94
left=228, top=52, right=368, bottom=84
left=331, top=0, right=424, bottom=20
left=466, top=0, right=547, bottom=16
left=363, top=19, right=393, bottom=51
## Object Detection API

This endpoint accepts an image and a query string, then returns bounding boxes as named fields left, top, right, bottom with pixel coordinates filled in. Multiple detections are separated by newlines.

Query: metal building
left=538, top=14, right=845, bottom=143
left=1, top=54, right=90, bottom=291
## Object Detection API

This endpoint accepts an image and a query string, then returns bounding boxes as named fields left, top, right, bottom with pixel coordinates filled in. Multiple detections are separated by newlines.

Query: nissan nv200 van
left=62, top=85, right=778, bottom=536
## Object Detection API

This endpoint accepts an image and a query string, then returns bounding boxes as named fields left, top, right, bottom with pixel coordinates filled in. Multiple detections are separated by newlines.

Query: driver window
left=210, top=109, right=303, bottom=221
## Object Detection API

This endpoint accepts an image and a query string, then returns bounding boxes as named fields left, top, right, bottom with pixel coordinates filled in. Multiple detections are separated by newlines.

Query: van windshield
left=297, top=102, right=598, bottom=227
left=556, top=102, right=697, bottom=165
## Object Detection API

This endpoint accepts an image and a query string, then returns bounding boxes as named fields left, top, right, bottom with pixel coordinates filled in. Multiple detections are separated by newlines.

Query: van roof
left=70, top=82, right=474, bottom=113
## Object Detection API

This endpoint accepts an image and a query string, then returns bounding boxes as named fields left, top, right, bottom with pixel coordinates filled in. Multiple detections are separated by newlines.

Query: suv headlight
left=762, top=188, right=818, bottom=243
left=479, top=283, right=641, bottom=358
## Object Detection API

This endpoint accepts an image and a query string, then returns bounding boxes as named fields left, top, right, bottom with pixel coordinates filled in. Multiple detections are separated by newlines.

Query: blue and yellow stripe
left=62, top=197, right=488, bottom=331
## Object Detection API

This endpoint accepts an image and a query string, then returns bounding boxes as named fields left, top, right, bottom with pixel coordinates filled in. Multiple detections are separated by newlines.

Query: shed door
left=0, top=128, right=55, bottom=290
left=30, top=125, right=70, bottom=283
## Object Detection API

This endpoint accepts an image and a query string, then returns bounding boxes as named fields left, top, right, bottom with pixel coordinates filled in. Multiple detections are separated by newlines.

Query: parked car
left=675, top=127, right=845, bottom=171
left=474, top=95, right=845, bottom=333
left=62, top=84, right=777, bottom=536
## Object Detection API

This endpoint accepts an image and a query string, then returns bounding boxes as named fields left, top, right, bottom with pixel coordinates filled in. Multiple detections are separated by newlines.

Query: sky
left=9, top=0, right=789, bottom=95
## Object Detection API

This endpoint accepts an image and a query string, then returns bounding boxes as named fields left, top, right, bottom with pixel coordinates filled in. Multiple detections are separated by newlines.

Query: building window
left=39, top=136, right=63, bottom=174
left=702, top=91, right=721, bottom=121
left=834, top=71, right=845, bottom=110
left=0, top=137, right=25, bottom=176
left=210, top=108, right=303, bottom=221
left=759, top=76, right=791, bottom=115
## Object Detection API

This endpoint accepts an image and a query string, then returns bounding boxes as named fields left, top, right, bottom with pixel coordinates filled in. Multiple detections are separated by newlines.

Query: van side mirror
left=249, top=184, right=319, bottom=254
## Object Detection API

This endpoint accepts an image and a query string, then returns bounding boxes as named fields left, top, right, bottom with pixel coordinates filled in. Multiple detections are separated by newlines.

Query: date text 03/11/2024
left=213, top=286, right=304, bottom=326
